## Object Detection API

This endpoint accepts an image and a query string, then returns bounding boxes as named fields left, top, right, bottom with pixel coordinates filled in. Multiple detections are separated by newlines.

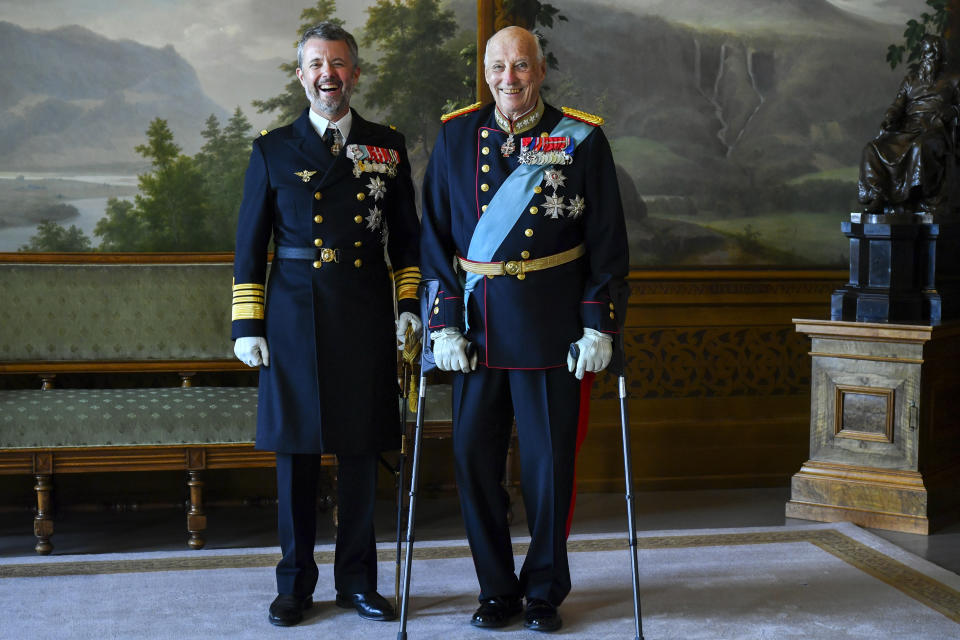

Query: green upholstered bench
left=0, top=260, right=334, bottom=554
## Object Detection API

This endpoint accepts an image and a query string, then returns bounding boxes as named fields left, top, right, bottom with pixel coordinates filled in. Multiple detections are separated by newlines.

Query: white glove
left=234, top=336, right=270, bottom=367
left=431, top=327, right=477, bottom=373
left=396, top=311, right=422, bottom=349
left=567, top=328, right=613, bottom=380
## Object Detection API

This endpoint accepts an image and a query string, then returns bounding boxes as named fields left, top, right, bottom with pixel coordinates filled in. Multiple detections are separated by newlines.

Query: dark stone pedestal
left=830, top=214, right=960, bottom=325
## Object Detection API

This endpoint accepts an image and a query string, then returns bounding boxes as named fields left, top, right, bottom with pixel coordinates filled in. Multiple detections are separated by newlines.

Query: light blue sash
left=462, top=117, right=594, bottom=328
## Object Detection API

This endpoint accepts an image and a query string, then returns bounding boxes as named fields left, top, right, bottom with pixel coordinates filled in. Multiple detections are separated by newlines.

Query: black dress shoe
left=335, top=591, right=396, bottom=621
left=268, top=593, right=312, bottom=627
left=470, top=595, right=523, bottom=628
left=524, top=599, right=562, bottom=632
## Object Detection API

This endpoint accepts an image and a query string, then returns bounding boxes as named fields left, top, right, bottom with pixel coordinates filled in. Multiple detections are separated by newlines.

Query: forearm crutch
left=616, top=352, right=644, bottom=640
left=571, top=282, right=643, bottom=640
left=397, top=279, right=439, bottom=640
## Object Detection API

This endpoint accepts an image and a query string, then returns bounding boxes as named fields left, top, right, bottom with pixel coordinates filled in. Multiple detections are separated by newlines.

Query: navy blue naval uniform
left=231, top=107, right=420, bottom=599
left=420, top=100, right=628, bottom=606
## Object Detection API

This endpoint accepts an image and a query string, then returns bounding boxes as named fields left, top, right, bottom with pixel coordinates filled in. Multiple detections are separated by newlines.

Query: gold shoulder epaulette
left=561, top=107, right=604, bottom=127
left=441, top=101, right=483, bottom=123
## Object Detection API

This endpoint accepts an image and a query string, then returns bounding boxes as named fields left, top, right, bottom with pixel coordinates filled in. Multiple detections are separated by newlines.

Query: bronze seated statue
left=858, top=34, right=960, bottom=216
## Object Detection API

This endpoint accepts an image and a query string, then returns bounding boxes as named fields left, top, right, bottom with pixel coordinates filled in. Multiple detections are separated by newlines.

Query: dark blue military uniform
left=420, top=100, right=628, bottom=606
left=232, top=107, right=420, bottom=598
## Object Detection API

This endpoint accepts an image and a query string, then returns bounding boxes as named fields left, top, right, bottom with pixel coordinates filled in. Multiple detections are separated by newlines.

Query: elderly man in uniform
left=231, top=21, right=421, bottom=628
left=420, top=25, right=628, bottom=633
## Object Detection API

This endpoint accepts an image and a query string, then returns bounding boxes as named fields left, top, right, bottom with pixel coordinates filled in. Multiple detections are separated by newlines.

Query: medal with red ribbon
left=518, top=136, right=574, bottom=165
left=346, top=144, right=400, bottom=177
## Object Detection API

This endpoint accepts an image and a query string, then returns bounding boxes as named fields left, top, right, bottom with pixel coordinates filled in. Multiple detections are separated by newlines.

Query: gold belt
left=457, top=244, right=585, bottom=280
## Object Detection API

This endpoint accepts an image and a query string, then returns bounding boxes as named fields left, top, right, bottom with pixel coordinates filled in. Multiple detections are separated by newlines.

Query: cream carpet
left=1, top=522, right=959, bottom=639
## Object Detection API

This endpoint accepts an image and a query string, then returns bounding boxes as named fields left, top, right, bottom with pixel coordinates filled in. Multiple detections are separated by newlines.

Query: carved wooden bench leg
left=34, top=474, right=54, bottom=555
left=186, top=470, right=207, bottom=549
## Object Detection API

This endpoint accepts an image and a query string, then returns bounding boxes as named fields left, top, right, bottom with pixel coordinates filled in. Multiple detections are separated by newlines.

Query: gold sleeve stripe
left=233, top=295, right=264, bottom=304
left=561, top=106, right=604, bottom=126
left=396, top=285, right=419, bottom=301
left=394, top=266, right=421, bottom=301
left=441, top=101, right=483, bottom=123
left=233, top=284, right=265, bottom=292
left=232, top=304, right=264, bottom=321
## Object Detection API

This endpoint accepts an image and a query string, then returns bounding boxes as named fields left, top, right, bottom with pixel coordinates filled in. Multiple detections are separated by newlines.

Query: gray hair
left=483, top=26, right=545, bottom=67
left=297, top=22, right=359, bottom=69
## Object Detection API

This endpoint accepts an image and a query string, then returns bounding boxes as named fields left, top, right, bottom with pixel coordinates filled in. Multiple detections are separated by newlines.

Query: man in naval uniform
left=231, top=22, right=421, bottom=627
left=420, top=25, right=628, bottom=633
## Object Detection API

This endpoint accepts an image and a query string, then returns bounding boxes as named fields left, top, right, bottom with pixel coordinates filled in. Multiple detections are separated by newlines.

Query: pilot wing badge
left=294, top=170, right=317, bottom=183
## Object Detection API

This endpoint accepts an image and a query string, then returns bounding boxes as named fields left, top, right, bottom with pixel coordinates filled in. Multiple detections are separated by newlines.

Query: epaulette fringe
left=441, top=102, right=483, bottom=123
left=561, top=107, right=604, bottom=127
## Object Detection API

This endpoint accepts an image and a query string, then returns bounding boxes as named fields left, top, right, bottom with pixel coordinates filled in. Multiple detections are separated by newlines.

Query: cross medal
left=501, top=132, right=516, bottom=157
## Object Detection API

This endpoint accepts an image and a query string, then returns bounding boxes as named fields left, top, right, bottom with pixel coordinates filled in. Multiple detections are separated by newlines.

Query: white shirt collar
left=308, top=108, right=352, bottom=142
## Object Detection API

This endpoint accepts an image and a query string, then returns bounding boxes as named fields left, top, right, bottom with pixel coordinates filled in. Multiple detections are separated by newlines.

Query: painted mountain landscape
left=0, top=0, right=925, bottom=263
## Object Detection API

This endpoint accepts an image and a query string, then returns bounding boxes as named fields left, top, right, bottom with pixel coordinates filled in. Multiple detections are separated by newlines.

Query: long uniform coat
left=231, top=108, right=420, bottom=455
left=420, top=101, right=628, bottom=367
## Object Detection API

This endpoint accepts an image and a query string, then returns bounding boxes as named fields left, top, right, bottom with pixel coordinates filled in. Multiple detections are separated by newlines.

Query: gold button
left=314, top=215, right=323, bottom=223
left=354, top=240, right=362, bottom=247
left=312, top=261, right=322, bottom=269
left=529, top=206, right=538, bottom=215
left=433, top=308, right=439, bottom=315
left=521, top=250, right=530, bottom=259
left=434, top=297, right=440, bottom=304
left=481, top=164, right=490, bottom=173
left=517, top=273, right=526, bottom=280
left=357, top=192, right=365, bottom=201
left=481, top=130, right=489, bottom=138
left=314, top=192, right=322, bottom=200
left=480, top=183, right=489, bottom=192
left=314, top=238, right=323, bottom=247
left=610, top=312, right=616, bottom=319
left=534, top=186, right=542, bottom=194
left=609, top=303, right=615, bottom=310
left=481, top=204, right=488, bottom=212
left=482, top=146, right=490, bottom=155
left=524, top=228, right=533, bottom=237
left=354, top=215, right=363, bottom=223
left=487, top=275, right=495, bottom=279
left=540, top=132, right=549, bottom=137
left=354, top=259, right=363, bottom=268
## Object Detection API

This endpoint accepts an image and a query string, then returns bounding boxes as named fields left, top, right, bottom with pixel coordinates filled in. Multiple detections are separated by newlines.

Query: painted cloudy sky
left=0, top=0, right=928, bottom=131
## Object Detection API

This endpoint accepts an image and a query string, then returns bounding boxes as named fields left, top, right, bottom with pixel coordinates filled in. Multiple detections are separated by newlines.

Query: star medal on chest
left=365, top=205, right=387, bottom=245
left=294, top=170, right=317, bottom=183
left=367, top=176, right=387, bottom=201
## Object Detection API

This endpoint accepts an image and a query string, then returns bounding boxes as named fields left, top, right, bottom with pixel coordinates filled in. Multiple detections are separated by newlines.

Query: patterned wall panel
left=594, top=326, right=811, bottom=400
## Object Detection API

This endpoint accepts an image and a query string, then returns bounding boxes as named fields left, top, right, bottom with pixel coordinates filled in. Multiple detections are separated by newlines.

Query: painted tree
left=19, top=218, right=91, bottom=252
left=363, top=0, right=472, bottom=160
left=95, top=118, right=213, bottom=251
left=195, top=108, right=254, bottom=247
left=887, top=0, right=950, bottom=70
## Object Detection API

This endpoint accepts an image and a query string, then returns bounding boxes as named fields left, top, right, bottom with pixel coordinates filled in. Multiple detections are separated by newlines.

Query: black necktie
left=322, top=126, right=343, bottom=156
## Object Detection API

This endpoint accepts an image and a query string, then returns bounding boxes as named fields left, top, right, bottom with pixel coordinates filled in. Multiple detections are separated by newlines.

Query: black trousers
left=452, top=366, right=581, bottom=606
left=275, top=452, right=379, bottom=597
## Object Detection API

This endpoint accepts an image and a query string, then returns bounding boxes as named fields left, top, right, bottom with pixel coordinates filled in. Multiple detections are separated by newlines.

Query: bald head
left=483, top=27, right=547, bottom=120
